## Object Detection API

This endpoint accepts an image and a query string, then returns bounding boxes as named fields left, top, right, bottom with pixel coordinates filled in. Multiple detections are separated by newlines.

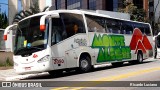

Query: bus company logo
left=130, top=28, right=152, bottom=54
left=74, top=38, right=87, bottom=46
left=33, top=54, right=38, bottom=58
left=92, top=34, right=131, bottom=63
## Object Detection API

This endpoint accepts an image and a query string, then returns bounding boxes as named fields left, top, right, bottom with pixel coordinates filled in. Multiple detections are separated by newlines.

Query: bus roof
left=18, top=9, right=150, bottom=25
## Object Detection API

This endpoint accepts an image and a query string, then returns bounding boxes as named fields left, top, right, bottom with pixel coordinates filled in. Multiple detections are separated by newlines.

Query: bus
left=153, top=32, right=160, bottom=58
left=4, top=10, right=154, bottom=75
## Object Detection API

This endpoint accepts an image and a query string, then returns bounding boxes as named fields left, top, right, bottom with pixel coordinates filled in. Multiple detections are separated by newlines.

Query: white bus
left=4, top=10, right=154, bottom=75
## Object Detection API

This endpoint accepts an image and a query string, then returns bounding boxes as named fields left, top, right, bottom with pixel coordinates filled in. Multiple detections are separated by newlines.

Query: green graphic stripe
left=92, top=34, right=131, bottom=63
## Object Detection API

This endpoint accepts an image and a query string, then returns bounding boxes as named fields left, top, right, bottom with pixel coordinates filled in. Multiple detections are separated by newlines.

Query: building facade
left=8, top=0, right=47, bottom=25
left=52, top=0, right=148, bottom=12
left=21, top=0, right=46, bottom=11
left=52, top=0, right=124, bottom=11
left=149, top=0, right=160, bottom=34
left=8, top=0, right=18, bottom=25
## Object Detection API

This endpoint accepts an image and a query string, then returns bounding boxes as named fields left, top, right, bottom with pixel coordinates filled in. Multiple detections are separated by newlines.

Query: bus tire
left=79, top=56, right=92, bottom=73
left=112, top=62, right=123, bottom=67
left=137, top=51, right=143, bottom=63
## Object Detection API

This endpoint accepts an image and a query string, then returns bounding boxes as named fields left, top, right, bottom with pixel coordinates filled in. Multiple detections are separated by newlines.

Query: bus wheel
left=79, top=56, right=92, bottom=72
left=112, top=62, right=123, bottom=67
left=137, top=52, right=143, bottom=63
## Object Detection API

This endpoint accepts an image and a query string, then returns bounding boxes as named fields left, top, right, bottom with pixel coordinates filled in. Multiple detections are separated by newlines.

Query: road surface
left=1, top=58, right=160, bottom=90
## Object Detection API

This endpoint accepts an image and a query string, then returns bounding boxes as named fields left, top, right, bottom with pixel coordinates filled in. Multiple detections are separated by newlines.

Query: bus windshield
left=14, top=16, right=49, bottom=56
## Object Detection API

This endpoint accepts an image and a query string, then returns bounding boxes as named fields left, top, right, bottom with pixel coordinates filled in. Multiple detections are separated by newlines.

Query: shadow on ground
left=22, top=60, right=156, bottom=80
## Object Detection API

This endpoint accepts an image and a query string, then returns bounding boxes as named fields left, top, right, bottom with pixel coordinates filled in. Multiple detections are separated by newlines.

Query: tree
left=0, top=13, right=8, bottom=28
left=131, top=8, right=146, bottom=22
left=30, top=0, right=40, bottom=14
left=119, top=0, right=146, bottom=22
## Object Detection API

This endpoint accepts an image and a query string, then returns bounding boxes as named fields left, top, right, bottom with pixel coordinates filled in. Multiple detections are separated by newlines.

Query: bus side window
left=86, top=15, right=106, bottom=33
left=61, top=13, right=85, bottom=38
left=123, top=21, right=133, bottom=34
left=105, top=18, right=121, bottom=34
left=121, top=21, right=126, bottom=34
left=51, top=18, right=63, bottom=45
left=144, top=24, right=151, bottom=36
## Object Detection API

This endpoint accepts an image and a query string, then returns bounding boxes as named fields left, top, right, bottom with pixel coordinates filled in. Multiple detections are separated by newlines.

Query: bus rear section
left=85, top=13, right=154, bottom=65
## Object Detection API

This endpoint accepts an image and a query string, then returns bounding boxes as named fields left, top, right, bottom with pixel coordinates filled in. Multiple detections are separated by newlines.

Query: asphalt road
left=1, top=58, right=160, bottom=90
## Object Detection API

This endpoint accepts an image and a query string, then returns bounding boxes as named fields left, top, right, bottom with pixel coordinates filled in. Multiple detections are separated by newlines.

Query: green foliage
left=30, top=0, right=40, bottom=14
left=131, top=9, right=146, bottom=22
left=0, top=13, right=8, bottom=28
left=0, top=57, right=13, bottom=67
left=118, top=0, right=146, bottom=22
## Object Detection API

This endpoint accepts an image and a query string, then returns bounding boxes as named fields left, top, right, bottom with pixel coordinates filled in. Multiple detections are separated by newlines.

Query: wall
left=0, top=52, right=13, bottom=64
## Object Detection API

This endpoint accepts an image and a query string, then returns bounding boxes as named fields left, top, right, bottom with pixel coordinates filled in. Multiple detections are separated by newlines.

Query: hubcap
left=138, top=54, right=142, bottom=62
left=81, top=59, right=88, bottom=68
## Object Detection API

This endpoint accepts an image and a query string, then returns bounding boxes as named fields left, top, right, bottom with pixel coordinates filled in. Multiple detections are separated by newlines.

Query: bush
left=0, top=57, right=13, bottom=67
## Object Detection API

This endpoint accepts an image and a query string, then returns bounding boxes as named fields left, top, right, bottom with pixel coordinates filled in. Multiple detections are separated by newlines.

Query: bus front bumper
left=14, top=61, right=53, bottom=75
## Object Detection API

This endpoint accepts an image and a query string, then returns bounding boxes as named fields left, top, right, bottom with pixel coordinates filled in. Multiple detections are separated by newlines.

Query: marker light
left=40, top=25, right=46, bottom=31
left=3, top=35, right=7, bottom=40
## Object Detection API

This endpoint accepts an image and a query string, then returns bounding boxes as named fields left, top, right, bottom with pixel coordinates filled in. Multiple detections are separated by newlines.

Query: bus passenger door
left=50, top=17, right=66, bottom=70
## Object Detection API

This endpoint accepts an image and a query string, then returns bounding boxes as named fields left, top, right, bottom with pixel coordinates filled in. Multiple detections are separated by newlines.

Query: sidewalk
left=0, top=69, right=48, bottom=81
left=0, top=69, right=17, bottom=81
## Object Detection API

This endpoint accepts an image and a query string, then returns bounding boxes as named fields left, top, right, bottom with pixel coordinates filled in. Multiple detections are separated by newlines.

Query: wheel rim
left=81, top=59, right=88, bottom=68
left=138, top=54, right=143, bottom=62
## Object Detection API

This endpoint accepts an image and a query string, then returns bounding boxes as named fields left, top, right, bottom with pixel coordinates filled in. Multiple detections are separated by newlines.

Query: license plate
left=25, top=67, right=31, bottom=70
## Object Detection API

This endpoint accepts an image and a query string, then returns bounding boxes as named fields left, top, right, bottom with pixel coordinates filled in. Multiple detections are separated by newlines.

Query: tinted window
left=121, top=21, right=133, bottom=34
left=86, top=15, right=106, bottom=33
left=51, top=18, right=65, bottom=45
left=61, top=13, right=86, bottom=38
left=144, top=24, right=151, bottom=36
left=133, top=23, right=151, bottom=36
left=133, top=23, right=144, bottom=34
left=106, top=18, right=121, bottom=34
left=85, top=14, right=151, bottom=36
left=51, top=13, right=85, bottom=45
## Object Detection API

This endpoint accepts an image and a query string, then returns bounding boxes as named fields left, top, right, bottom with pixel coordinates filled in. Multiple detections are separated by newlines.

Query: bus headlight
left=37, top=55, right=50, bottom=63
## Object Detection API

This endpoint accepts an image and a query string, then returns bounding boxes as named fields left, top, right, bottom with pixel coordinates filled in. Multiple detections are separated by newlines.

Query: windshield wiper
left=29, top=46, right=43, bottom=50
left=15, top=46, right=44, bottom=55
left=15, top=47, right=28, bottom=55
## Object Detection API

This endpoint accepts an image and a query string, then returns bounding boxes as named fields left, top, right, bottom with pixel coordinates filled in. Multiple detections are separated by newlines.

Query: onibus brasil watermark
left=1, top=82, right=42, bottom=87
